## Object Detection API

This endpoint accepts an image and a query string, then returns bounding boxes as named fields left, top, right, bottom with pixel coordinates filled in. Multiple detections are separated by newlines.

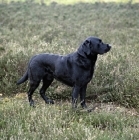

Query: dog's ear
left=84, top=39, right=90, bottom=44
left=77, top=39, right=91, bottom=57
left=83, top=39, right=91, bottom=55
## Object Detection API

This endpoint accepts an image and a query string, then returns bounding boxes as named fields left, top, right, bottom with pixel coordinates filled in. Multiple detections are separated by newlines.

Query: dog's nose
left=107, top=44, right=111, bottom=50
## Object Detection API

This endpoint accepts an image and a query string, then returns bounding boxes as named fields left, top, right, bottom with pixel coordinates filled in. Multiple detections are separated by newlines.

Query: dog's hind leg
left=28, top=81, right=40, bottom=107
left=40, top=75, right=54, bottom=104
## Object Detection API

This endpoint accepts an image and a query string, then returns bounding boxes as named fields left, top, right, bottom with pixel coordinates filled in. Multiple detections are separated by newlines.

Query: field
left=0, top=0, right=139, bottom=139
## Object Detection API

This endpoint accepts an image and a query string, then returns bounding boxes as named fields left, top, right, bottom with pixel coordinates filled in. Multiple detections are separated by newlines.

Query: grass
left=0, top=0, right=139, bottom=139
left=1, top=0, right=139, bottom=4
left=0, top=97, right=139, bottom=140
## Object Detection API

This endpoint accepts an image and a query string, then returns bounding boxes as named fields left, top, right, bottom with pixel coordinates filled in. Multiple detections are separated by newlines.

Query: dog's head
left=78, top=36, right=111, bottom=57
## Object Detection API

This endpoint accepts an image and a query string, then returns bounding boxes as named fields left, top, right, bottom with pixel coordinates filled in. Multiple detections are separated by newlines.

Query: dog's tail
left=17, top=70, right=28, bottom=85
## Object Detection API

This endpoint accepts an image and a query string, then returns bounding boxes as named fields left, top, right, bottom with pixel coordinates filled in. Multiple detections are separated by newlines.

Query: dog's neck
left=89, top=54, right=97, bottom=63
left=77, top=47, right=97, bottom=63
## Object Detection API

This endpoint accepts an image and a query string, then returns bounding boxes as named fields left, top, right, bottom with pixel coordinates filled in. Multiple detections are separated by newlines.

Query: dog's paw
left=46, top=99, right=54, bottom=104
left=81, top=104, right=87, bottom=109
left=30, top=100, right=35, bottom=107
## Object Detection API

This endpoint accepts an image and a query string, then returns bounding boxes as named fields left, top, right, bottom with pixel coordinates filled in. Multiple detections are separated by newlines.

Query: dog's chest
left=86, top=65, right=95, bottom=80
left=83, top=60, right=96, bottom=83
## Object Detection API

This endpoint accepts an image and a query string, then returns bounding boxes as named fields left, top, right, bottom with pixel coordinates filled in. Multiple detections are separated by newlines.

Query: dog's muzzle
left=105, top=44, right=111, bottom=52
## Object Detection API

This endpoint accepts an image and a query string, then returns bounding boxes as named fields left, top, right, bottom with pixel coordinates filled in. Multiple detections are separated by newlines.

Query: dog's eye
left=99, top=39, right=102, bottom=43
left=97, top=44, right=100, bottom=48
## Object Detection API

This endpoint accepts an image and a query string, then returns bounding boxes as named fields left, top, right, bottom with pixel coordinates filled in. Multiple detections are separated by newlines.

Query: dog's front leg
left=80, top=85, right=87, bottom=109
left=72, top=85, right=81, bottom=108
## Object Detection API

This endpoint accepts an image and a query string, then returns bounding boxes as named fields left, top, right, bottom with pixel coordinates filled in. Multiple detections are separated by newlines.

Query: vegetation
left=0, top=97, right=139, bottom=140
left=0, top=0, right=139, bottom=139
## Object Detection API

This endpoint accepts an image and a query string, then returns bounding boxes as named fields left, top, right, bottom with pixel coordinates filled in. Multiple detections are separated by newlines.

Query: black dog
left=17, top=36, right=111, bottom=109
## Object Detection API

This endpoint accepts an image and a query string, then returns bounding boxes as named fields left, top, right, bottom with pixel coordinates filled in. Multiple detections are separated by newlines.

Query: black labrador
left=17, top=36, right=111, bottom=109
